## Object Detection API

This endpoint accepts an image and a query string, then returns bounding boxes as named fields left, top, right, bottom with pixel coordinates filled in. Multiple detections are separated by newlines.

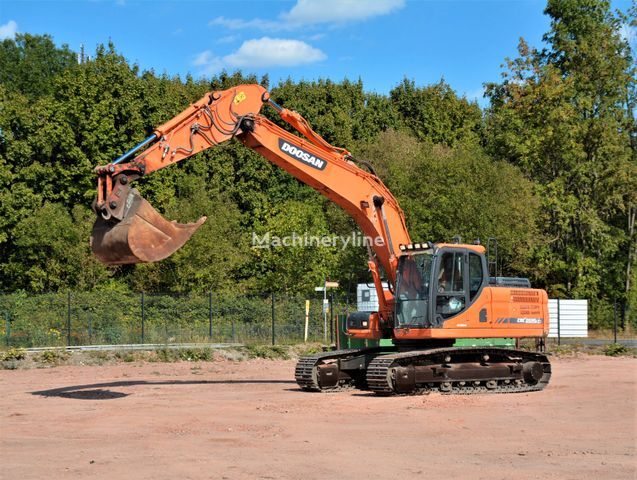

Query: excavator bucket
left=91, top=189, right=206, bottom=265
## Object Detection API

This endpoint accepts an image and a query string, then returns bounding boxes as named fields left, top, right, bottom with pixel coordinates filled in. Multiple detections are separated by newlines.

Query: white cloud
left=0, top=20, right=18, bottom=40
left=193, top=50, right=214, bottom=66
left=216, top=34, right=239, bottom=44
left=193, top=37, right=326, bottom=74
left=306, top=33, right=325, bottom=42
left=224, top=37, right=326, bottom=68
left=192, top=50, right=223, bottom=75
left=282, top=0, right=404, bottom=26
left=209, top=16, right=280, bottom=31
left=209, top=0, right=404, bottom=32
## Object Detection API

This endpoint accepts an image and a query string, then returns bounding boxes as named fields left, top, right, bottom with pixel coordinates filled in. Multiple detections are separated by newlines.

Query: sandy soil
left=1, top=355, right=635, bottom=480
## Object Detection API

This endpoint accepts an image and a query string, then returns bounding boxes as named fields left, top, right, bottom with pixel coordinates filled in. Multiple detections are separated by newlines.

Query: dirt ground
left=1, top=355, right=635, bottom=480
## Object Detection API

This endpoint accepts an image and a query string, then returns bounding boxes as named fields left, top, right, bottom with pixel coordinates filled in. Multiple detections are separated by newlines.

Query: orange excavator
left=91, top=84, right=551, bottom=395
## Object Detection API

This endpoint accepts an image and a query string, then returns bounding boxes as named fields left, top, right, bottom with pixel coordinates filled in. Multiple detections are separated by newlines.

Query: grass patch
left=114, top=351, right=136, bottom=362
left=0, top=347, right=26, bottom=361
left=35, top=349, right=69, bottom=365
left=179, top=347, right=213, bottom=361
left=149, top=347, right=213, bottom=363
left=244, top=344, right=290, bottom=360
left=602, top=343, right=632, bottom=357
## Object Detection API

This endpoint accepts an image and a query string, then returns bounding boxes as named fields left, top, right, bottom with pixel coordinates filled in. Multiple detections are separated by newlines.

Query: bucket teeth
left=91, top=189, right=206, bottom=265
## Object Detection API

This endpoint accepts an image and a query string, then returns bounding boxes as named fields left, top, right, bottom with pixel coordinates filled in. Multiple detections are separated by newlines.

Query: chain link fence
left=0, top=292, right=357, bottom=348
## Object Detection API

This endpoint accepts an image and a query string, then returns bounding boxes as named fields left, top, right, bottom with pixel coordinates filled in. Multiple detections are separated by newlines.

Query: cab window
left=436, top=252, right=465, bottom=319
left=469, top=253, right=483, bottom=301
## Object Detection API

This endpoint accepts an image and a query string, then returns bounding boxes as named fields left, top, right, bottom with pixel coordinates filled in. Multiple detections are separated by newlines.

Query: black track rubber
left=294, top=348, right=371, bottom=392
left=366, top=347, right=551, bottom=396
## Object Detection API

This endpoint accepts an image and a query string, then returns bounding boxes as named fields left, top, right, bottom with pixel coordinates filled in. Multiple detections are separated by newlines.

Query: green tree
left=0, top=33, right=76, bottom=99
left=360, top=130, right=541, bottom=277
left=250, top=200, right=342, bottom=293
left=4, top=203, right=109, bottom=291
left=389, top=78, right=483, bottom=147
left=129, top=175, right=245, bottom=293
left=485, top=0, right=636, bottom=323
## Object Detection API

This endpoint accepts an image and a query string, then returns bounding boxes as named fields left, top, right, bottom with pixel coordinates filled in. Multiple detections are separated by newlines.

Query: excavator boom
left=91, top=85, right=410, bottom=319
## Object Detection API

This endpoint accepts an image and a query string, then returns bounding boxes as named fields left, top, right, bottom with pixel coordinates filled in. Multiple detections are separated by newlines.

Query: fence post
left=271, top=293, right=276, bottom=346
left=330, top=292, right=336, bottom=344
left=304, top=300, right=310, bottom=343
left=613, top=301, right=618, bottom=344
left=209, top=291, right=213, bottom=340
left=67, top=291, right=71, bottom=347
left=141, top=291, right=145, bottom=344
left=5, top=311, right=10, bottom=347
left=88, top=312, right=92, bottom=345
left=557, top=298, right=561, bottom=346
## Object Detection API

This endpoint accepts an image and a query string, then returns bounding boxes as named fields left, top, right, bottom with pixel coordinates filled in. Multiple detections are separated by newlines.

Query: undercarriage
left=295, top=344, right=551, bottom=395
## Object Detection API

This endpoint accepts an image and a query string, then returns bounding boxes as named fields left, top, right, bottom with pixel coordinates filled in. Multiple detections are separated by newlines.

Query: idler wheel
left=522, top=361, right=544, bottom=384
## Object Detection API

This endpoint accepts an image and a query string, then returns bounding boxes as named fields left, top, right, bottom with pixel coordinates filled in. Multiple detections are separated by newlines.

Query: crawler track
left=296, top=347, right=551, bottom=396
left=294, top=348, right=377, bottom=392
left=294, top=351, right=336, bottom=391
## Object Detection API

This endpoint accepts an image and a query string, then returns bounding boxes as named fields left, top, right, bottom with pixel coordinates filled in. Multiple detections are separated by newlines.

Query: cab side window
left=437, top=252, right=463, bottom=293
left=436, top=252, right=465, bottom=319
left=469, top=253, right=483, bottom=301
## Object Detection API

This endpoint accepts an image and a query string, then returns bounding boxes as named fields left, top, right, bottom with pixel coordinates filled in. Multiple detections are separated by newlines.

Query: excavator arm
left=91, top=84, right=410, bottom=317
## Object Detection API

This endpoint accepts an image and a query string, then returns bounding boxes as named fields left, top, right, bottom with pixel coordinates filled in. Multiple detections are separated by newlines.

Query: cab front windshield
left=395, top=253, right=432, bottom=326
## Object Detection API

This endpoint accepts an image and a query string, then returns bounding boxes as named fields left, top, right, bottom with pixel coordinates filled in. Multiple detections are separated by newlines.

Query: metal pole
left=209, top=291, right=213, bottom=340
left=67, top=291, right=71, bottom=346
left=557, top=298, right=561, bottom=346
left=613, top=301, right=617, bottom=344
left=323, top=279, right=327, bottom=343
left=304, top=300, right=310, bottom=343
left=5, top=312, right=10, bottom=347
left=329, top=291, right=334, bottom=344
left=271, top=293, right=276, bottom=346
left=141, top=292, right=145, bottom=344
left=88, top=312, right=92, bottom=345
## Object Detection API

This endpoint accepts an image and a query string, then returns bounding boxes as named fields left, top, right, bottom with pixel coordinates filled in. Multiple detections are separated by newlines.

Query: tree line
left=0, top=0, right=634, bottom=327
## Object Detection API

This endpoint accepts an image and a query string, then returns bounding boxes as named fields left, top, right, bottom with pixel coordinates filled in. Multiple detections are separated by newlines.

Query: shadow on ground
left=32, top=379, right=297, bottom=400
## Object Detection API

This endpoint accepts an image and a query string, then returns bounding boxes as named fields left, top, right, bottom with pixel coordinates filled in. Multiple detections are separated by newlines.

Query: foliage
left=485, top=0, right=636, bottom=323
left=0, top=4, right=634, bottom=330
left=0, top=347, right=26, bottom=361
left=35, top=349, right=69, bottom=364
left=602, top=343, right=630, bottom=356
left=0, top=34, right=76, bottom=98
left=361, top=130, right=541, bottom=276
left=244, top=344, right=290, bottom=360
left=390, top=78, right=483, bottom=147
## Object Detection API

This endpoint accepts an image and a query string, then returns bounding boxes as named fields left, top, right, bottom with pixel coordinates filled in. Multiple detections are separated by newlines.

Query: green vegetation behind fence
left=0, top=292, right=356, bottom=348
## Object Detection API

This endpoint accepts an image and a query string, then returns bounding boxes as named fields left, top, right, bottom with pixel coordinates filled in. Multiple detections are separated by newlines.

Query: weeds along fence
left=0, top=292, right=357, bottom=348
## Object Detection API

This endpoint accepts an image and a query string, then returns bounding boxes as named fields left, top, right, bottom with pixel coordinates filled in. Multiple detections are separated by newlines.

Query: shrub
left=36, top=349, right=69, bottom=364
left=1, top=347, right=26, bottom=361
left=178, top=347, right=212, bottom=361
left=603, top=343, right=630, bottom=357
left=244, top=344, right=290, bottom=360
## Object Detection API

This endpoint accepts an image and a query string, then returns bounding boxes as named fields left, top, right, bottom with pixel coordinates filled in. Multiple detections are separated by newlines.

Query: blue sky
left=0, top=0, right=633, bottom=104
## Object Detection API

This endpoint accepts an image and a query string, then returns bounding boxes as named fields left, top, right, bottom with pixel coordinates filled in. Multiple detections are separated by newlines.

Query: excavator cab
left=91, top=186, right=205, bottom=265
left=394, top=242, right=488, bottom=328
